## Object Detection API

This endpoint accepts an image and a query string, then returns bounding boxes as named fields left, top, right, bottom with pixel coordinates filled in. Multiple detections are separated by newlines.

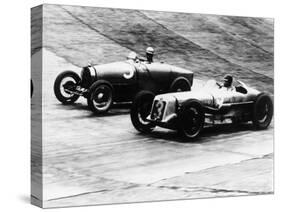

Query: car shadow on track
left=145, top=123, right=257, bottom=144
left=54, top=102, right=131, bottom=117
left=55, top=102, right=89, bottom=111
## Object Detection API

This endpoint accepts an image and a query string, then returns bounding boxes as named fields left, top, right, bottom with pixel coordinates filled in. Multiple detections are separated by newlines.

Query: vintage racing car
left=130, top=79, right=273, bottom=139
left=54, top=53, right=193, bottom=114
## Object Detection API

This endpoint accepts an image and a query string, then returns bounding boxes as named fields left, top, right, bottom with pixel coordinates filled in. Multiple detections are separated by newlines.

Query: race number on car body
left=123, top=69, right=134, bottom=79
left=89, top=66, right=95, bottom=73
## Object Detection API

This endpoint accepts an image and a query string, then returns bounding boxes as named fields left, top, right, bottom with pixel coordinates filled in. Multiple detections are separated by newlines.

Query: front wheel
left=130, top=91, right=156, bottom=133
left=178, top=99, right=205, bottom=139
left=87, top=80, right=113, bottom=114
left=54, top=71, right=81, bottom=104
left=252, top=93, right=273, bottom=130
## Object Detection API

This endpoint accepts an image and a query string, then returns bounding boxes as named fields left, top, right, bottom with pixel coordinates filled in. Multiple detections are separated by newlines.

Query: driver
left=127, top=51, right=138, bottom=63
left=146, top=47, right=154, bottom=63
left=220, top=74, right=235, bottom=91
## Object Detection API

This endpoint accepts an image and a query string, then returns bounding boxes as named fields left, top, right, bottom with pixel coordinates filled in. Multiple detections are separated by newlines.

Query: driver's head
left=146, top=47, right=154, bottom=63
left=223, top=74, right=233, bottom=87
left=127, top=51, right=137, bottom=60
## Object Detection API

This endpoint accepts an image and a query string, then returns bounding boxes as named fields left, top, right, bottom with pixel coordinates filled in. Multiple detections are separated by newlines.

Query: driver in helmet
left=127, top=51, right=138, bottom=63
left=145, top=47, right=154, bottom=63
left=220, top=74, right=235, bottom=91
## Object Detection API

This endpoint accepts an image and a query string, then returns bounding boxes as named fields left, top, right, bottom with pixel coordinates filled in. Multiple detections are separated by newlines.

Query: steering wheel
left=216, top=82, right=223, bottom=88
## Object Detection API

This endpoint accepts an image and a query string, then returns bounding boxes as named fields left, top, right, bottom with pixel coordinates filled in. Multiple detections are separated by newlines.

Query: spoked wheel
left=87, top=80, right=113, bottom=114
left=54, top=71, right=81, bottom=104
left=130, top=91, right=156, bottom=133
left=178, top=100, right=205, bottom=139
left=252, top=93, right=273, bottom=130
left=170, top=77, right=191, bottom=92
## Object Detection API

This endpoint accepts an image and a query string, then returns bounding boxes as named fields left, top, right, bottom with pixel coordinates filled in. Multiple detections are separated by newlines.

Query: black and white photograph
left=31, top=3, right=274, bottom=208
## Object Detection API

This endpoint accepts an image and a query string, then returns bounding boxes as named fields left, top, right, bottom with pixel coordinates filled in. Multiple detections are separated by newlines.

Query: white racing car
left=130, top=79, right=273, bottom=139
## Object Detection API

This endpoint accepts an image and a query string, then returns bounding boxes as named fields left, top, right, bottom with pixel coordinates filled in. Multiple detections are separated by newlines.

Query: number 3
left=123, top=69, right=134, bottom=79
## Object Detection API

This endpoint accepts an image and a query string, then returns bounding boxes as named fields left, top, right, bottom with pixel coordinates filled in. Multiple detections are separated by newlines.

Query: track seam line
left=137, top=11, right=273, bottom=80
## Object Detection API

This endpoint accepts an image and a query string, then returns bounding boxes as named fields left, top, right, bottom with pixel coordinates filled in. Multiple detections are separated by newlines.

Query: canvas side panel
left=31, top=4, right=43, bottom=208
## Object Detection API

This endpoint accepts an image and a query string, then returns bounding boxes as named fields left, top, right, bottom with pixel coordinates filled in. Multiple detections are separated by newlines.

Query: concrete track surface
left=31, top=5, right=274, bottom=208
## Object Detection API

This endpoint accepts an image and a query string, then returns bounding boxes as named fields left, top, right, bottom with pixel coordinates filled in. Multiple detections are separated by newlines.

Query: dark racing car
left=54, top=52, right=193, bottom=114
left=130, top=79, right=273, bottom=140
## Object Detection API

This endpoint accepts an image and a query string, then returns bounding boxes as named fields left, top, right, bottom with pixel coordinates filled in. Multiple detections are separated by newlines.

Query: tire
left=130, top=91, right=156, bottom=133
left=87, top=80, right=113, bottom=114
left=252, top=93, right=273, bottom=130
left=170, top=77, right=191, bottom=92
left=54, top=71, right=81, bottom=104
left=178, top=99, right=205, bottom=139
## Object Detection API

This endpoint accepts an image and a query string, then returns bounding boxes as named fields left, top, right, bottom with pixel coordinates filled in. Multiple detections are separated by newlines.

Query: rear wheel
left=130, top=91, right=156, bottom=133
left=87, top=80, right=113, bottom=114
left=170, top=77, right=191, bottom=92
left=178, top=100, right=205, bottom=139
left=252, top=93, right=273, bottom=130
left=54, top=71, right=81, bottom=104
